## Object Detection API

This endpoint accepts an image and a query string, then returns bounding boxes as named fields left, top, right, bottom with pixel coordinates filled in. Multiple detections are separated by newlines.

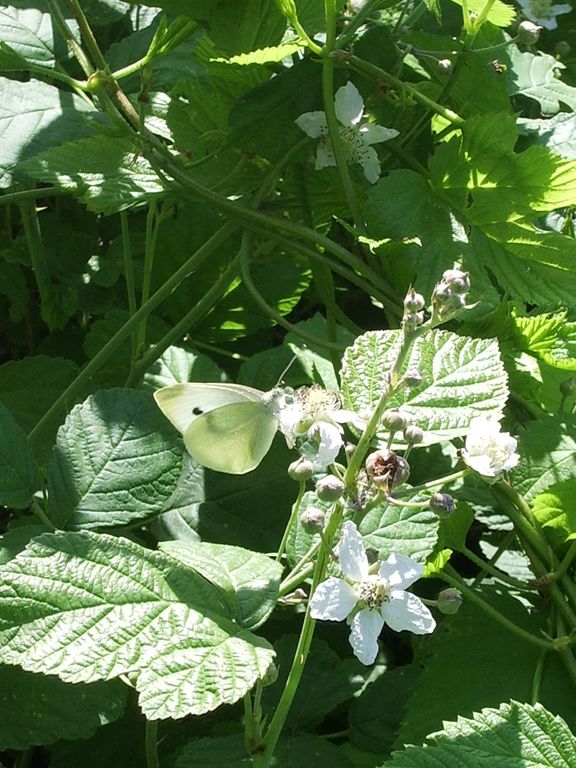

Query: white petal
left=315, top=138, right=336, bottom=170
left=338, top=521, right=369, bottom=582
left=295, top=111, right=328, bottom=138
left=359, top=123, right=399, bottom=145
left=334, top=82, right=364, bottom=127
left=309, top=421, right=343, bottom=467
left=358, top=144, right=381, bottom=184
left=349, top=609, right=385, bottom=664
left=309, top=577, right=358, bottom=621
left=378, top=552, right=423, bottom=590
left=381, top=591, right=436, bottom=634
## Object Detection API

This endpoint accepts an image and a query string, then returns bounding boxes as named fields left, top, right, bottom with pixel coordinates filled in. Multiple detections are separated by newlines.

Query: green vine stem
left=18, top=201, right=53, bottom=323
left=145, top=718, right=160, bottom=768
left=461, top=545, right=534, bottom=591
left=28, top=221, right=238, bottom=445
left=254, top=501, right=345, bottom=766
left=276, top=482, right=307, bottom=563
left=348, top=55, right=465, bottom=128
left=440, top=566, right=555, bottom=652
left=322, top=0, right=364, bottom=228
left=120, top=210, right=138, bottom=365
left=125, top=253, right=243, bottom=386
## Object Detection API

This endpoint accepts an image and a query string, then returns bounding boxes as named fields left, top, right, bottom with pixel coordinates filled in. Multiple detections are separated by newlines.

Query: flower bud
left=518, top=20, right=541, bottom=44
left=437, top=58, right=453, bottom=74
left=288, top=457, right=315, bottom=482
left=403, top=311, right=424, bottom=332
left=316, top=475, right=345, bottom=502
left=404, top=288, right=425, bottom=313
left=382, top=408, right=407, bottom=432
left=403, top=369, right=423, bottom=388
left=429, top=492, right=455, bottom=518
left=437, top=587, right=463, bottom=615
left=345, top=442, right=356, bottom=459
left=560, top=378, right=576, bottom=397
left=260, top=662, right=279, bottom=687
left=442, top=268, right=470, bottom=295
left=300, top=507, right=326, bottom=533
left=404, top=425, right=424, bottom=445
left=555, top=41, right=571, bottom=58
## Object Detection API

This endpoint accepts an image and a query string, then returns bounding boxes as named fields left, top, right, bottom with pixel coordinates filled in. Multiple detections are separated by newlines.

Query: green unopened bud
left=404, top=425, right=424, bottom=445
left=442, top=269, right=470, bottom=295
left=560, top=378, right=576, bottom=397
left=555, top=41, right=571, bottom=58
left=300, top=507, right=326, bottom=533
left=345, top=442, right=356, bottom=459
left=316, top=475, right=345, bottom=502
left=382, top=408, right=407, bottom=431
left=403, top=369, right=423, bottom=388
left=260, top=662, right=279, bottom=687
left=288, top=457, right=315, bottom=482
left=86, top=70, right=111, bottom=93
left=437, top=58, right=453, bottom=74
left=518, top=20, right=541, bottom=44
left=403, top=311, right=425, bottom=332
left=437, top=587, right=463, bottom=615
left=429, top=492, right=455, bottom=518
left=404, top=288, right=425, bottom=313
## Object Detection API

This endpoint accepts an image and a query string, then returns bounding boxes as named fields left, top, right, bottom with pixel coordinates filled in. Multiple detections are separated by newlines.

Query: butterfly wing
left=153, top=383, right=265, bottom=433
left=184, top=400, right=278, bottom=474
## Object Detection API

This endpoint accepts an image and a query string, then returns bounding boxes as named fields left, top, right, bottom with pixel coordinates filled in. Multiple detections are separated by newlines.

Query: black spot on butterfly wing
left=192, top=407, right=204, bottom=415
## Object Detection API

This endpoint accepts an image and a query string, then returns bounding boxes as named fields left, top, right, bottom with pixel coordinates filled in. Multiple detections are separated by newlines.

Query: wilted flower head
left=295, top=82, right=398, bottom=184
left=461, top=417, right=520, bottom=480
left=309, top=521, right=436, bottom=664
left=517, top=0, right=571, bottom=30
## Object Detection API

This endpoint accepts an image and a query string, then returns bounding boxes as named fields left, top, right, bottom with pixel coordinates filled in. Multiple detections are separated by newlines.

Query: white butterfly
left=154, top=383, right=286, bottom=475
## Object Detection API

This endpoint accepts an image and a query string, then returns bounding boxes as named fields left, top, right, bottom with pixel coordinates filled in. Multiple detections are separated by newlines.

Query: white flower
left=295, top=82, right=399, bottom=184
left=517, top=0, right=571, bottom=30
left=461, top=417, right=520, bottom=479
left=277, top=385, right=356, bottom=469
left=309, top=521, right=436, bottom=664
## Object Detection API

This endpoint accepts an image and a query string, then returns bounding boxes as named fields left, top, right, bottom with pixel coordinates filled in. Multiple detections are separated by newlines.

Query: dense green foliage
left=2, top=1, right=576, bottom=767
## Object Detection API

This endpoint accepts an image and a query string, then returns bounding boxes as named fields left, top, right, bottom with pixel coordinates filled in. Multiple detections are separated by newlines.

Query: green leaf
left=143, top=345, right=225, bottom=389
left=532, top=480, right=576, bottom=541
left=0, top=355, right=78, bottom=435
left=0, top=403, right=39, bottom=508
left=0, top=4, right=78, bottom=68
left=262, top=635, right=371, bottom=730
left=203, top=0, right=286, bottom=56
left=341, top=329, right=509, bottom=446
left=350, top=666, right=420, bottom=754
left=21, top=134, right=167, bottom=213
left=391, top=701, right=576, bottom=767
left=431, top=113, right=576, bottom=227
left=0, top=78, right=96, bottom=188
left=286, top=314, right=356, bottom=390
left=397, top=586, right=576, bottom=746
left=46, top=389, right=184, bottom=529
left=0, top=531, right=275, bottom=719
left=472, top=227, right=576, bottom=309
left=520, top=113, right=576, bottom=161
left=217, top=42, right=302, bottom=65
left=159, top=540, right=282, bottom=629
left=513, top=311, right=576, bottom=371
left=503, top=47, right=576, bottom=115
left=172, top=732, right=354, bottom=767
left=511, top=416, right=576, bottom=500
left=448, top=0, right=516, bottom=26
left=0, top=666, right=127, bottom=750
left=359, top=491, right=440, bottom=563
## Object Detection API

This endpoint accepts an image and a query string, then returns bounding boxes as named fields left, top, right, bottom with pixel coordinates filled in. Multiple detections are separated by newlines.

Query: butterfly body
left=154, top=382, right=282, bottom=474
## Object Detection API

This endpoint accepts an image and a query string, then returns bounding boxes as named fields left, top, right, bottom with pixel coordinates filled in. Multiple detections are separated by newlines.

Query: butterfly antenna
left=276, top=350, right=304, bottom=387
